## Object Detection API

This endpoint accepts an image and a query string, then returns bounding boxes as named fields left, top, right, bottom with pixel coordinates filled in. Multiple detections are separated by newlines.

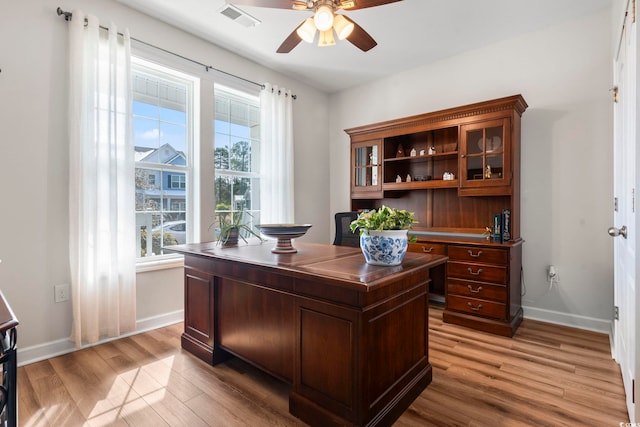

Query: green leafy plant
left=350, top=205, right=418, bottom=234
left=213, top=209, right=263, bottom=245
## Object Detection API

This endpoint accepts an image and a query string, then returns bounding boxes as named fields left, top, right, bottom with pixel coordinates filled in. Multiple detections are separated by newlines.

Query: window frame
left=132, top=56, right=198, bottom=266
left=213, top=84, right=261, bottom=235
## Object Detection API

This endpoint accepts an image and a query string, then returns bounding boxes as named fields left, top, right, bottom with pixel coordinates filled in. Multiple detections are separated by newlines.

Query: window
left=213, top=85, right=261, bottom=238
left=133, top=59, right=195, bottom=258
left=169, top=174, right=186, bottom=189
left=130, top=53, right=261, bottom=262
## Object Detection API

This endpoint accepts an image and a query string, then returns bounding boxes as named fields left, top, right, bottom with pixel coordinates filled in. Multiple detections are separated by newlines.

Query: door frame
left=612, top=0, right=639, bottom=421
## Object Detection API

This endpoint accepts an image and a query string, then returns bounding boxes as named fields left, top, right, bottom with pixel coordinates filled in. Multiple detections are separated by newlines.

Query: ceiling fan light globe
left=314, top=4, right=334, bottom=31
left=296, top=17, right=317, bottom=43
left=318, top=29, right=336, bottom=47
left=333, top=14, right=354, bottom=40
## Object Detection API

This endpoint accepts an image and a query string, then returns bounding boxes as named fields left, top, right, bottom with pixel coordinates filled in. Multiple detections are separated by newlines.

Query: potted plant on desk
left=214, top=209, right=263, bottom=246
left=350, top=205, right=418, bottom=266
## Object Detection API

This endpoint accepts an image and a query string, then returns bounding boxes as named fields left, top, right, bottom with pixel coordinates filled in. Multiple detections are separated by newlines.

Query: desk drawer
left=447, top=261, right=507, bottom=284
left=447, top=295, right=507, bottom=320
left=448, top=245, right=508, bottom=265
left=408, top=242, right=447, bottom=255
left=447, top=278, right=506, bottom=302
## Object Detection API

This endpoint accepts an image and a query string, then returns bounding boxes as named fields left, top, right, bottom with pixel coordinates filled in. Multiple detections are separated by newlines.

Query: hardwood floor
left=18, top=306, right=629, bottom=426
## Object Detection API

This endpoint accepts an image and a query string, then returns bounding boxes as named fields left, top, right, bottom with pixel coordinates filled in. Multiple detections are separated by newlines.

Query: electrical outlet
left=547, top=265, right=558, bottom=283
left=54, top=284, right=70, bottom=303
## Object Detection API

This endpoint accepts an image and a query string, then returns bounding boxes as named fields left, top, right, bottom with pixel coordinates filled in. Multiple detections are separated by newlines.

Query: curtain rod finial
left=57, top=7, right=72, bottom=21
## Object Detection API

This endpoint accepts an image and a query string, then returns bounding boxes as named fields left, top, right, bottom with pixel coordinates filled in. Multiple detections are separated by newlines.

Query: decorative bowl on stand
left=257, top=224, right=312, bottom=254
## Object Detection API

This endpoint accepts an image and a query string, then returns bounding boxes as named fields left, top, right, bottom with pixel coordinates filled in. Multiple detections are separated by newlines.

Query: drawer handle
left=467, top=285, right=483, bottom=293
left=422, top=246, right=434, bottom=253
left=467, top=302, right=483, bottom=311
left=468, top=250, right=483, bottom=258
left=467, top=267, right=483, bottom=276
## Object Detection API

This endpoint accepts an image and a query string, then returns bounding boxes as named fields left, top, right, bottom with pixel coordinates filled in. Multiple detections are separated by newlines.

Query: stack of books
left=493, top=209, right=511, bottom=243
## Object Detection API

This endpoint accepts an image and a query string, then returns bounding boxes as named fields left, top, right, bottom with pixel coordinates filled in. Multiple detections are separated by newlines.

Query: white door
left=612, top=0, right=637, bottom=421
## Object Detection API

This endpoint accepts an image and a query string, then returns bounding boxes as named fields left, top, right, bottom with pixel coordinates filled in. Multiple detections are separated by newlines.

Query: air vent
left=218, top=4, right=261, bottom=28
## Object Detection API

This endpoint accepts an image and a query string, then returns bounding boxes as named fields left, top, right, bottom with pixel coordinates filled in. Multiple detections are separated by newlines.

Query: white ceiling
left=117, top=0, right=611, bottom=93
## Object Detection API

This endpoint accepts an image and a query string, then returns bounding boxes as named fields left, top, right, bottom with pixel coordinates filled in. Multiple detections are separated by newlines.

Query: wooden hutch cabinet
left=346, top=95, right=527, bottom=336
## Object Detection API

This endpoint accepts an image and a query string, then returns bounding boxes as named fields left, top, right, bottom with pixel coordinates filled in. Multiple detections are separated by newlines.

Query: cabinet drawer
left=408, top=242, right=447, bottom=255
left=447, top=295, right=507, bottom=320
left=447, top=278, right=507, bottom=302
left=448, top=245, right=508, bottom=265
left=447, top=261, right=507, bottom=284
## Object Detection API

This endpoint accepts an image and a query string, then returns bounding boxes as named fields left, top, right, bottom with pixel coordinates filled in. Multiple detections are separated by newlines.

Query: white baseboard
left=18, top=307, right=612, bottom=367
left=522, top=305, right=612, bottom=334
left=17, top=310, right=184, bottom=367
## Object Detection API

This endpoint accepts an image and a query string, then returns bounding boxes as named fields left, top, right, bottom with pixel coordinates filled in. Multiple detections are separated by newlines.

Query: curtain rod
left=56, top=7, right=296, bottom=100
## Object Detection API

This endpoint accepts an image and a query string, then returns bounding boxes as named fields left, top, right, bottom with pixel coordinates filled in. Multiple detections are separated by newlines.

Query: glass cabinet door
left=460, top=119, right=510, bottom=189
left=352, top=139, right=382, bottom=194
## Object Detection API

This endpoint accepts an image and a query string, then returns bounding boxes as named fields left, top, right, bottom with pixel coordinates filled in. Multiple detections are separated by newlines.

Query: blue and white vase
left=359, top=230, right=409, bottom=266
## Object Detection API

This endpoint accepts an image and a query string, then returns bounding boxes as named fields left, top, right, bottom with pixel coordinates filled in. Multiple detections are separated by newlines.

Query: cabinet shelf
left=385, top=152, right=458, bottom=163
left=383, top=179, right=458, bottom=190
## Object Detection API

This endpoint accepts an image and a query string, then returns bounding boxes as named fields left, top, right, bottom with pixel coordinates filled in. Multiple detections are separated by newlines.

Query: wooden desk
left=167, top=241, right=447, bottom=427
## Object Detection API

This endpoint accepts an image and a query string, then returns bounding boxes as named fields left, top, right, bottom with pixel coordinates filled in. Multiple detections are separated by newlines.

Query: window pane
left=215, top=119, right=230, bottom=134
left=215, top=175, right=232, bottom=209
left=160, top=106, right=186, bottom=125
left=160, top=122, right=187, bottom=155
left=133, top=100, right=158, bottom=119
left=230, top=122, right=250, bottom=139
left=232, top=177, right=251, bottom=209
left=133, top=117, right=161, bottom=151
left=135, top=168, right=161, bottom=211
left=215, top=132, right=230, bottom=170
left=230, top=138, right=251, bottom=172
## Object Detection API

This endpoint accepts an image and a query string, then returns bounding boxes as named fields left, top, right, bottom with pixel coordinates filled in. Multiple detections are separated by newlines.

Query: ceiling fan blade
left=277, top=26, right=303, bottom=53
left=230, top=0, right=402, bottom=10
left=345, top=18, right=377, bottom=52
left=341, top=0, right=402, bottom=11
left=230, top=0, right=295, bottom=9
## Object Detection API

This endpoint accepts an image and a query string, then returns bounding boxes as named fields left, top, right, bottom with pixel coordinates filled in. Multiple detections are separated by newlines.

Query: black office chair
left=333, top=212, right=360, bottom=247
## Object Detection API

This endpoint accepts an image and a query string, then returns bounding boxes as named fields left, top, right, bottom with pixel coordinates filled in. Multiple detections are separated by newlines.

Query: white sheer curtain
left=260, top=83, right=294, bottom=223
left=68, top=10, right=136, bottom=347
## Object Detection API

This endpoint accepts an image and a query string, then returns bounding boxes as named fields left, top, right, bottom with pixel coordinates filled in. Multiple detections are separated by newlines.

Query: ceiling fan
left=229, top=0, right=403, bottom=53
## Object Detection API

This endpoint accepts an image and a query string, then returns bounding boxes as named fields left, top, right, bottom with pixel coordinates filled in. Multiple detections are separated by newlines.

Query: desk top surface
left=166, top=241, right=447, bottom=291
